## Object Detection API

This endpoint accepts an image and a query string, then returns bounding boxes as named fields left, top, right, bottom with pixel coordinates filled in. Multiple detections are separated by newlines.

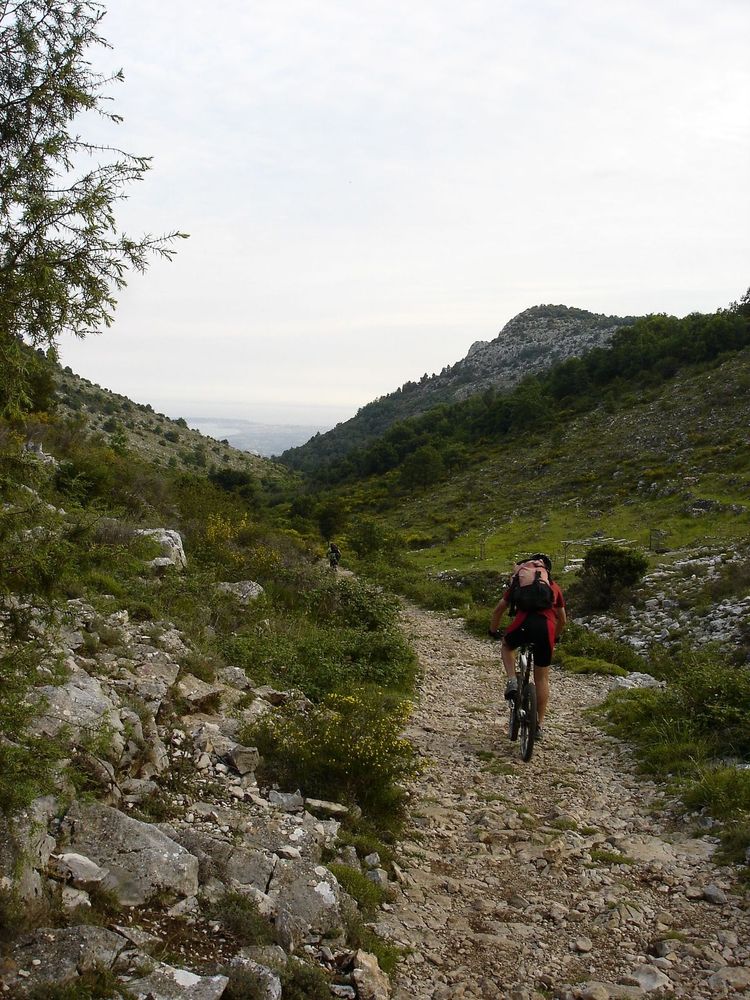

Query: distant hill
left=281, top=304, right=638, bottom=474
left=54, top=366, right=293, bottom=485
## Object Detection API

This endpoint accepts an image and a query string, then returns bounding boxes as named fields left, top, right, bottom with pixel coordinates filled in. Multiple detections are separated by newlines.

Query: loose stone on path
left=385, top=606, right=749, bottom=1000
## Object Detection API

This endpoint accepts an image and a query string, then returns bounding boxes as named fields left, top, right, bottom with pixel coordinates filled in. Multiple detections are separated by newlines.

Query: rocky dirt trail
left=378, top=606, right=750, bottom=1000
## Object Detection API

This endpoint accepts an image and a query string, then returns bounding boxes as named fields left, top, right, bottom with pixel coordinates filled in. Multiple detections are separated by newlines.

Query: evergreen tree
left=0, top=0, right=186, bottom=414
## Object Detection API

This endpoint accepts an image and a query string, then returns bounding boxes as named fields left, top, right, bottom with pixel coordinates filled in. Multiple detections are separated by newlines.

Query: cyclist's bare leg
left=501, top=640, right=517, bottom=679
left=534, top=665, right=549, bottom=726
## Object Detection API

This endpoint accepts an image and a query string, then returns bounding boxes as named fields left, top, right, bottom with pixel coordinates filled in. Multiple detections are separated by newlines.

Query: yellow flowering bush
left=205, top=512, right=251, bottom=545
left=246, top=689, right=419, bottom=826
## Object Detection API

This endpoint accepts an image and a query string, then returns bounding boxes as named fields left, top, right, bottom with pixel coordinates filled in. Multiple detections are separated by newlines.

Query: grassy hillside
left=334, top=344, right=750, bottom=576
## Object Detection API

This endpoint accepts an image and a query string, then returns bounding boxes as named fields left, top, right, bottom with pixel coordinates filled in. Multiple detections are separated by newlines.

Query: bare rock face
left=29, top=666, right=125, bottom=752
left=125, top=962, right=228, bottom=999
left=4, top=926, right=128, bottom=996
left=167, top=826, right=276, bottom=893
left=61, top=802, right=199, bottom=906
left=217, top=580, right=265, bottom=604
left=135, top=528, right=187, bottom=571
left=270, top=862, right=345, bottom=950
left=0, top=796, right=58, bottom=903
left=353, top=949, right=391, bottom=1000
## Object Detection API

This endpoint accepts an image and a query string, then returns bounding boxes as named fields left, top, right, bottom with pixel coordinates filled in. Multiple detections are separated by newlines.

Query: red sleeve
left=553, top=583, right=565, bottom=608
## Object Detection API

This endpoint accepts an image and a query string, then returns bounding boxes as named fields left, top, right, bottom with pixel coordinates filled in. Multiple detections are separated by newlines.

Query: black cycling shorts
left=503, top=613, right=553, bottom=667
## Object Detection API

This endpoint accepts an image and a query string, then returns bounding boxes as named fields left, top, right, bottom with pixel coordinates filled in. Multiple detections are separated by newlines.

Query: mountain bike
left=508, top=643, right=538, bottom=762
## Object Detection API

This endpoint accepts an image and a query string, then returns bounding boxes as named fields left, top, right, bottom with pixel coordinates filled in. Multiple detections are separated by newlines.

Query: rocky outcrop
left=0, top=594, right=392, bottom=998
left=135, top=527, right=188, bottom=571
left=61, top=802, right=200, bottom=905
left=579, top=546, right=750, bottom=656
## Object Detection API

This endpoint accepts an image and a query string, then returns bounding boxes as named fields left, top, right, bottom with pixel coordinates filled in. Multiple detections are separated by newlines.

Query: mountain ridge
left=282, top=303, right=638, bottom=472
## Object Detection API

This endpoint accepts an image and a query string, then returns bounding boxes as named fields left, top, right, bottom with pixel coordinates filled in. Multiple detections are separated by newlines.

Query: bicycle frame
left=508, top=643, right=538, bottom=762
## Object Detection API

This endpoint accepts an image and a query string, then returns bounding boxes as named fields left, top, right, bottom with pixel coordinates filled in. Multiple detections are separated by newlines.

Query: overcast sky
left=59, top=0, right=750, bottom=426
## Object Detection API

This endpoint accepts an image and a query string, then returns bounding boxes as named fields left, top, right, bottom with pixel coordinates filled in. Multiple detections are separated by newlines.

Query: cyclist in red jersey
left=489, top=553, right=566, bottom=740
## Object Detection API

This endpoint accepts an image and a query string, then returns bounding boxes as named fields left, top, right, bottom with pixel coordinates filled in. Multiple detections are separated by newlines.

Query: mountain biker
left=489, top=553, right=566, bottom=740
left=327, top=541, right=341, bottom=568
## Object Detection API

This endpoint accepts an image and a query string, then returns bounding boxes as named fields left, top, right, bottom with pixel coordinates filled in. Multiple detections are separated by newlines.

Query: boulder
left=0, top=796, right=58, bottom=903
left=29, top=668, right=125, bottom=753
left=49, top=852, right=108, bottom=888
left=3, top=926, right=127, bottom=996
left=135, top=528, right=187, bottom=571
left=126, top=963, right=228, bottom=999
left=271, top=863, right=344, bottom=948
left=114, top=652, right=180, bottom=713
left=227, top=956, right=282, bottom=1000
left=707, top=967, right=750, bottom=991
left=352, top=950, right=391, bottom=1000
left=217, top=580, right=265, bottom=604
left=62, top=802, right=199, bottom=906
left=177, top=674, right=226, bottom=709
left=167, top=828, right=276, bottom=893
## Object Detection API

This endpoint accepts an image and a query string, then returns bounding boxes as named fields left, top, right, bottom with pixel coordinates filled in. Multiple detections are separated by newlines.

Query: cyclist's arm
left=490, top=597, right=509, bottom=634
left=555, top=606, right=567, bottom=639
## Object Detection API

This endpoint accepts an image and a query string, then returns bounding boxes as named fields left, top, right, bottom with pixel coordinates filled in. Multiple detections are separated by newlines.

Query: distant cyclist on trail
left=489, top=553, right=566, bottom=741
left=327, top=541, right=341, bottom=569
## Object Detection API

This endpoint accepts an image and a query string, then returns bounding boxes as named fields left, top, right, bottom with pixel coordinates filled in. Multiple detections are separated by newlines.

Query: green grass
left=557, top=653, right=628, bottom=677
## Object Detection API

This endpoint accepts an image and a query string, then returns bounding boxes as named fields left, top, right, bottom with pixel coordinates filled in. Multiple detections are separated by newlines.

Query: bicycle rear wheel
left=519, top=682, right=538, bottom=762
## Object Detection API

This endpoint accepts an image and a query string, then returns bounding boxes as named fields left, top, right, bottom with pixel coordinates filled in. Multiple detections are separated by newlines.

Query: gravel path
left=378, top=606, right=750, bottom=1000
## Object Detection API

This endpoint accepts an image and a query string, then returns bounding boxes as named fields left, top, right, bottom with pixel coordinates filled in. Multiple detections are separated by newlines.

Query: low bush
left=327, top=864, right=386, bottom=916
left=556, top=652, right=628, bottom=676
left=683, top=765, right=750, bottom=821
left=245, top=690, right=419, bottom=830
left=28, top=969, right=123, bottom=999
left=570, top=544, right=649, bottom=612
left=559, top=622, right=646, bottom=673
left=207, top=892, right=274, bottom=945
left=224, top=619, right=417, bottom=701
left=603, top=647, right=750, bottom=861
left=343, top=907, right=401, bottom=974
left=279, top=961, right=331, bottom=1000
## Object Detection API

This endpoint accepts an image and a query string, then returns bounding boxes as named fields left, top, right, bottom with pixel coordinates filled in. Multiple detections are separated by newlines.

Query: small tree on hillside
left=574, top=544, right=649, bottom=612
left=399, top=444, right=444, bottom=491
left=0, top=0, right=186, bottom=415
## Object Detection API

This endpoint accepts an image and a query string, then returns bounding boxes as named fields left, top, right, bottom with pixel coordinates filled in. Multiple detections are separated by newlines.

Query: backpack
left=509, top=559, right=554, bottom=612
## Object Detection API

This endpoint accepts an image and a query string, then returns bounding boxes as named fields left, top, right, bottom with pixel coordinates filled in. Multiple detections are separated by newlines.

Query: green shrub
left=207, top=892, right=274, bottom=945
left=279, top=960, right=331, bottom=1000
left=0, top=648, right=62, bottom=814
left=245, top=690, right=419, bottom=828
left=224, top=618, right=416, bottom=701
left=342, top=908, right=401, bottom=975
left=556, top=652, right=628, bottom=676
left=683, top=765, right=750, bottom=821
left=327, top=864, right=386, bottom=917
left=603, top=649, right=750, bottom=863
left=559, top=622, right=646, bottom=673
left=571, top=544, right=649, bottom=612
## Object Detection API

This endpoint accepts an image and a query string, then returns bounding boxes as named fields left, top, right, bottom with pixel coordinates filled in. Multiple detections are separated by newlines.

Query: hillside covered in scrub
left=281, top=304, right=638, bottom=475
left=0, top=366, right=420, bottom=995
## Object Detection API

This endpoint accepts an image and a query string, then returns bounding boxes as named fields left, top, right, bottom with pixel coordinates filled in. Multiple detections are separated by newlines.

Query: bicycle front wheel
left=519, top=682, right=538, bottom=762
